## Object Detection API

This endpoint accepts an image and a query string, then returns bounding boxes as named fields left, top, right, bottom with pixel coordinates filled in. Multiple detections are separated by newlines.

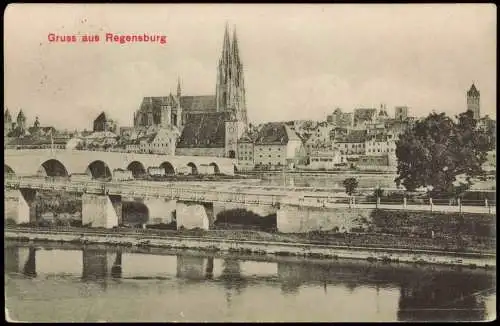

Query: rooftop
left=176, top=112, right=230, bottom=148
left=336, top=129, right=368, bottom=143
left=254, top=123, right=301, bottom=145
left=467, top=83, right=480, bottom=97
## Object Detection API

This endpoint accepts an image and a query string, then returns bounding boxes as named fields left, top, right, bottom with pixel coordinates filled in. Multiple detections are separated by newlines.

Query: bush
left=214, top=209, right=277, bottom=231
left=5, top=218, right=17, bottom=226
left=69, top=220, right=83, bottom=227
left=145, top=222, right=177, bottom=230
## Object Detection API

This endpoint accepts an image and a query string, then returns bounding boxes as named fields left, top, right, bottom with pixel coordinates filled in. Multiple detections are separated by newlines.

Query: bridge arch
left=187, top=162, right=198, bottom=175
left=122, top=201, right=149, bottom=225
left=160, top=161, right=175, bottom=175
left=4, top=164, right=15, bottom=176
left=38, top=159, right=69, bottom=177
left=127, top=161, right=146, bottom=178
left=86, top=160, right=112, bottom=180
left=209, top=163, right=220, bottom=174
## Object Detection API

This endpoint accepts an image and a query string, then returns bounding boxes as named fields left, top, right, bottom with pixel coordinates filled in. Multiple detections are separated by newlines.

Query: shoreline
left=5, top=229, right=496, bottom=269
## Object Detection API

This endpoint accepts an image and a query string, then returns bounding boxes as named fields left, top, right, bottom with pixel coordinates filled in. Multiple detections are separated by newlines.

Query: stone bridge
left=4, top=175, right=495, bottom=233
left=4, top=149, right=237, bottom=178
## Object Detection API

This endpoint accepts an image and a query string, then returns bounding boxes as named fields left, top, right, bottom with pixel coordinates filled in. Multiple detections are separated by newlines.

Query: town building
left=304, top=122, right=335, bottom=154
left=125, top=139, right=140, bottom=153
left=333, top=129, right=368, bottom=165
left=236, top=132, right=255, bottom=171
left=384, top=119, right=413, bottom=137
left=365, top=133, right=396, bottom=156
left=93, top=112, right=118, bottom=133
left=84, top=131, right=119, bottom=150
left=134, top=127, right=180, bottom=155
left=27, top=117, right=57, bottom=138
left=4, top=109, right=13, bottom=136
left=376, top=104, right=390, bottom=123
left=353, top=108, right=377, bottom=128
left=119, top=127, right=135, bottom=138
left=285, top=120, right=318, bottom=140
left=467, top=83, right=480, bottom=120
left=329, top=127, right=349, bottom=142
left=395, top=106, right=409, bottom=121
left=326, top=108, right=353, bottom=128
left=308, top=149, right=342, bottom=170
left=4, top=136, right=67, bottom=150
left=6, top=109, right=29, bottom=138
left=253, top=123, right=306, bottom=170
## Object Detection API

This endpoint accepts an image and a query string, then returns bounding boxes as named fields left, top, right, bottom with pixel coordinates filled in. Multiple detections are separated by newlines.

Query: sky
left=4, top=3, right=497, bottom=131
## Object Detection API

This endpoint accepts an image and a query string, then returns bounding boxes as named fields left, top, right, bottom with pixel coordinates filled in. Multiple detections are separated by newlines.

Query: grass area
left=368, top=210, right=496, bottom=239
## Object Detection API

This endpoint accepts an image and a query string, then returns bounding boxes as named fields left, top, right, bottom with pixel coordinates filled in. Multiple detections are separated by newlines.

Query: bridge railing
left=5, top=176, right=285, bottom=206
left=4, top=176, right=496, bottom=212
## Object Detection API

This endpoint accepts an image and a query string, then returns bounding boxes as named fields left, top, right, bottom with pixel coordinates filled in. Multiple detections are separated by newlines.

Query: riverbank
left=5, top=228, right=495, bottom=269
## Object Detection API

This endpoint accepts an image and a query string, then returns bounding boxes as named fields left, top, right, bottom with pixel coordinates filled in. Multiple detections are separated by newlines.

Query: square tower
left=467, top=83, right=480, bottom=120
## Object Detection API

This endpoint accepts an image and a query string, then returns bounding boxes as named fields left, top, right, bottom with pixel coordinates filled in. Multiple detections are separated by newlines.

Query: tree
left=395, top=111, right=489, bottom=195
left=343, top=177, right=358, bottom=196
left=373, top=187, right=384, bottom=198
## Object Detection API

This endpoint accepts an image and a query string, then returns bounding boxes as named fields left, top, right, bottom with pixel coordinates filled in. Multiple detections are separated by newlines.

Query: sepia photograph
left=3, top=3, right=497, bottom=322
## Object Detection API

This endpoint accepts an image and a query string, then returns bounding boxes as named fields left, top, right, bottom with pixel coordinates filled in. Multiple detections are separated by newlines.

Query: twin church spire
left=216, top=23, right=247, bottom=125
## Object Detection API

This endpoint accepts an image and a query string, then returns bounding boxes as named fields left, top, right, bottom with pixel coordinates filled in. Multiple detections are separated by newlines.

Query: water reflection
left=397, top=273, right=492, bottom=322
left=5, top=247, right=37, bottom=277
left=4, top=244, right=496, bottom=322
left=220, top=258, right=247, bottom=305
left=205, top=257, right=214, bottom=280
left=23, top=248, right=37, bottom=278
left=176, top=255, right=212, bottom=281
left=81, top=250, right=122, bottom=281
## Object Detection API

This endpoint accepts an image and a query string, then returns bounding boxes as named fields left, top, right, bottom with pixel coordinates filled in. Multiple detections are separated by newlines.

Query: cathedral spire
left=232, top=26, right=240, bottom=66
left=177, top=77, right=182, bottom=98
left=216, top=23, right=247, bottom=125
left=221, top=22, right=231, bottom=65
left=4, top=108, right=12, bottom=121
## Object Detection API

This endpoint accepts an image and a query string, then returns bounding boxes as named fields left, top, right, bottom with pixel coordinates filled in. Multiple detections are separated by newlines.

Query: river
left=5, top=242, right=496, bottom=322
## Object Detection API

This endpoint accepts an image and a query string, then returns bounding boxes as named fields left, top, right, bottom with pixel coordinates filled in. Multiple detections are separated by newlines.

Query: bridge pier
left=5, top=188, right=37, bottom=224
left=143, top=199, right=177, bottom=225
left=176, top=201, right=214, bottom=230
left=82, top=194, right=121, bottom=228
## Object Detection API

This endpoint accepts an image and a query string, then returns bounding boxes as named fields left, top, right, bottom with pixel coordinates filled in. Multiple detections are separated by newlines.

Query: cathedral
left=132, top=24, right=248, bottom=158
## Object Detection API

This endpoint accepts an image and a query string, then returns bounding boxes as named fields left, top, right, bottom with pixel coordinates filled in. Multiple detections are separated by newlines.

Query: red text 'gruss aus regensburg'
left=47, top=33, right=168, bottom=45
